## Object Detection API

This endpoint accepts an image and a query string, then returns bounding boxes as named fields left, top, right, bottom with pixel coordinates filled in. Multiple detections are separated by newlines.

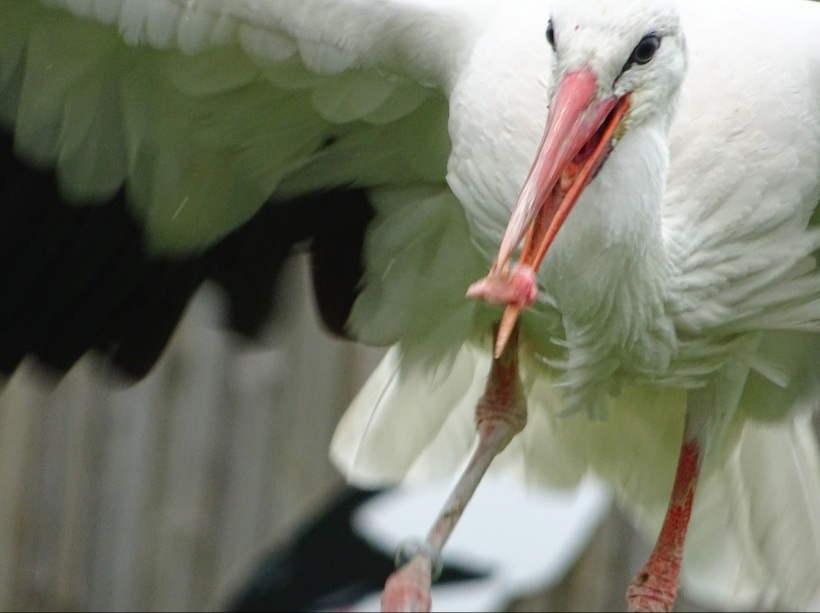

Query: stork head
left=548, top=0, right=687, bottom=129
left=469, top=0, right=688, bottom=354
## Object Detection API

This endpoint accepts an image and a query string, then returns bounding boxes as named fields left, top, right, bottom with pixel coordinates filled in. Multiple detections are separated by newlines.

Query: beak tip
left=495, top=305, right=522, bottom=358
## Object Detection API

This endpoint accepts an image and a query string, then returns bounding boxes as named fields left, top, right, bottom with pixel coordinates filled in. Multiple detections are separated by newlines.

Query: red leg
left=380, top=325, right=527, bottom=612
left=626, top=432, right=701, bottom=612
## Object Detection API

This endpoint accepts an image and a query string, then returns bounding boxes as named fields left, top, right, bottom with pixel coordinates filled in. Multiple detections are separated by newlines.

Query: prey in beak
left=467, top=67, right=631, bottom=356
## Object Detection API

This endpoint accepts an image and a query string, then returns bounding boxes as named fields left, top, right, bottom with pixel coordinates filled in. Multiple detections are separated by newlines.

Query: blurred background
left=0, top=254, right=711, bottom=612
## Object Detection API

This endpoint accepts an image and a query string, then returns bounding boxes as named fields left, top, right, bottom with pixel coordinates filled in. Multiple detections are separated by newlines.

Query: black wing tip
left=1, top=122, right=375, bottom=381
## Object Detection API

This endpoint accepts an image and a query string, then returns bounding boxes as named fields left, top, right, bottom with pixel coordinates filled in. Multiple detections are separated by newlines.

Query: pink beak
left=468, top=67, right=631, bottom=356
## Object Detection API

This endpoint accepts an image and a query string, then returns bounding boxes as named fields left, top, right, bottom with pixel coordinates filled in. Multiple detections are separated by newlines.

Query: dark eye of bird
left=631, top=34, right=661, bottom=65
left=546, top=19, right=556, bottom=49
left=620, top=33, right=661, bottom=75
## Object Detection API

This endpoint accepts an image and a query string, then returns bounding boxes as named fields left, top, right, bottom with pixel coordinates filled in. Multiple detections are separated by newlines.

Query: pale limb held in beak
left=465, top=264, right=536, bottom=358
left=465, top=263, right=538, bottom=307
left=468, top=69, right=631, bottom=358
left=380, top=325, right=527, bottom=612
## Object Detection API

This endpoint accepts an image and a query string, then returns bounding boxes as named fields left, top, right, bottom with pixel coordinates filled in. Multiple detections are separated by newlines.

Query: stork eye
left=546, top=19, right=556, bottom=50
left=619, top=33, right=661, bottom=76
left=630, top=34, right=661, bottom=65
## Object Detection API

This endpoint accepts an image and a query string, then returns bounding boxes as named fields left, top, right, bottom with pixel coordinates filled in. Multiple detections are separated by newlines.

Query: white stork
left=0, top=0, right=819, bottom=611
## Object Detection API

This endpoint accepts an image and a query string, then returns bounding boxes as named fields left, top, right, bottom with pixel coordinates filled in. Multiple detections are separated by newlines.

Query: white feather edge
left=330, top=343, right=487, bottom=485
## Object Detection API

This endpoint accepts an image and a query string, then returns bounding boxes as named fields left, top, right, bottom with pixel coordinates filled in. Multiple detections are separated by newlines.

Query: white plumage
left=1, top=0, right=819, bottom=610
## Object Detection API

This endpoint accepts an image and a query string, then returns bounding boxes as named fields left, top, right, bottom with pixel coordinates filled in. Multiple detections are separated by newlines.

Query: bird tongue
left=466, top=67, right=630, bottom=356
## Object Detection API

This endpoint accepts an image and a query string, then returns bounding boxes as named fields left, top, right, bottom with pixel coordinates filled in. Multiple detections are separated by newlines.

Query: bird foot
left=381, top=552, right=433, bottom=612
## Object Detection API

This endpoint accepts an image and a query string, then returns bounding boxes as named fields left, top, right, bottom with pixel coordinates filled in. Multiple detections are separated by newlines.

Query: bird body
left=2, top=0, right=820, bottom=609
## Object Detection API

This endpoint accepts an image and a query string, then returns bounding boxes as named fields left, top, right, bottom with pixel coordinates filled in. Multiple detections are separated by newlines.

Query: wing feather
left=0, top=0, right=486, bottom=254
left=330, top=343, right=487, bottom=486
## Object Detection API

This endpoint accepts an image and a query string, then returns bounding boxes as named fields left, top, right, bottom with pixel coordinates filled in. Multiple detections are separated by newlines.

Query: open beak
left=467, top=67, right=631, bottom=356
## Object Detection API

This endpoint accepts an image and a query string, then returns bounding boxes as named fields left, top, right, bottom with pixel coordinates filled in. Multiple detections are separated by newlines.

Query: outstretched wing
left=0, top=0, right=496, bottom=378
